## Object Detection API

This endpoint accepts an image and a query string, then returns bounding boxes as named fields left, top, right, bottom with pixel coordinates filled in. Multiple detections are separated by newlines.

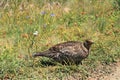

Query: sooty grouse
left=33, top=40, right=94, bottom=65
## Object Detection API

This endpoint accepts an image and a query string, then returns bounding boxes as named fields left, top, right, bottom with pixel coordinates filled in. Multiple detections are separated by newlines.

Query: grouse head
left=83, top=40, right=94, bottom=50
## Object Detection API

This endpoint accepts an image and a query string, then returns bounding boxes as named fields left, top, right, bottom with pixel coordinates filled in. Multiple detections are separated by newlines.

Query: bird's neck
left=83, top=42, right=91, bottom=50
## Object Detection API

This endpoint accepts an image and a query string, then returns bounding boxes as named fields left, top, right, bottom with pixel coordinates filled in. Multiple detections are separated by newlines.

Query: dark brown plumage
left=33, top=40, right=94, bottom=65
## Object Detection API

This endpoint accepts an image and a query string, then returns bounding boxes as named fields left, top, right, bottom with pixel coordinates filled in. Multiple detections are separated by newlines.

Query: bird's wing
left=49, top=41, right=87, bottom=56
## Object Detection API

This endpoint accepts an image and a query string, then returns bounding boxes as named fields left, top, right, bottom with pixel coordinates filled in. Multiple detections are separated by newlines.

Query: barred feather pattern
left=33, top=40, right=93, bottom=65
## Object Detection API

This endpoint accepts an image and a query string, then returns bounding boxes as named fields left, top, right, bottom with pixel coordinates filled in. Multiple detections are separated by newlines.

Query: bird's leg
left=80, top=61, right=82, bottom=65
left=75, top=61, right=82, bottom=65
left=76, top=61, right=82, bottom=65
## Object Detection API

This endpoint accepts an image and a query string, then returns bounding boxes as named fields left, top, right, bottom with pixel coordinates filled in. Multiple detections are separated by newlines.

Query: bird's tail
left=32, top=50, right=54, bottom=58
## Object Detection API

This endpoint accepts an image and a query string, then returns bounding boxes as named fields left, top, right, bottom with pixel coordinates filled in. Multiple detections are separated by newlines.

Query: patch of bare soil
left=87, top=61, right=120, bottom=80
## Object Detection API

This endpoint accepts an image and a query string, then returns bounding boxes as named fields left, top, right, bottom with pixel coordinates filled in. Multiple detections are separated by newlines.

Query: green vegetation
left=0, top=0, right=120, bottom=79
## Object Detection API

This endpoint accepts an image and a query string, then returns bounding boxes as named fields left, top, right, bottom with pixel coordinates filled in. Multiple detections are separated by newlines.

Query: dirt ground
left=87, top=61, right=120, bottom=80
left=102, top=62, right=120, bottom=80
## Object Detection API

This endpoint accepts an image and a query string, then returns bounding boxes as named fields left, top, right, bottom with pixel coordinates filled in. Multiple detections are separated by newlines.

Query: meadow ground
left=0, top=0, right=120, bottom=80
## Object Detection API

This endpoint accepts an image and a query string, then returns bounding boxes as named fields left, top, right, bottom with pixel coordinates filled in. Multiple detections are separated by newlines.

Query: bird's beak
left=88, top=40, right=94, bottom=44
left=91, top=41, right=94, bottom=44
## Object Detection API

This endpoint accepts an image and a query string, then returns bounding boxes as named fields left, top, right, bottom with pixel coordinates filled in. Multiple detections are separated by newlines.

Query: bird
left=33, top=40, right=94, bottom=65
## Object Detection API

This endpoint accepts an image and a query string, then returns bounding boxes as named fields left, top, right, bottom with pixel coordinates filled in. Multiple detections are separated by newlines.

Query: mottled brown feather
left=33, top=40, right=93, bottom=65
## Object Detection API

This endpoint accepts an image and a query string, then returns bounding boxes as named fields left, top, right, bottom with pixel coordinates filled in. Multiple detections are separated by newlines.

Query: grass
left=0, top=0, right=120, bottom=79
